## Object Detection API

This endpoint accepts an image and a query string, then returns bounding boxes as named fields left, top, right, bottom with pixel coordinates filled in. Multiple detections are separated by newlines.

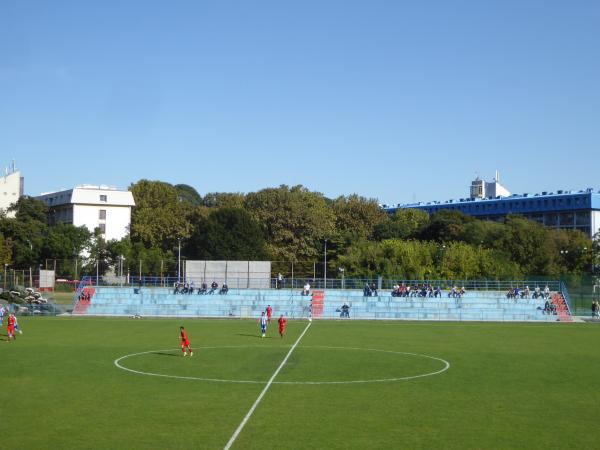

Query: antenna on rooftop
left=495, top=170, right=500, bottom=183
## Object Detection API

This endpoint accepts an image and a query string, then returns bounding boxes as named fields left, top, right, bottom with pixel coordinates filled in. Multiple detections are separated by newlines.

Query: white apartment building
left=0, top=164, right=24, bottom=218
left=36, top=185, right=135, bottom=241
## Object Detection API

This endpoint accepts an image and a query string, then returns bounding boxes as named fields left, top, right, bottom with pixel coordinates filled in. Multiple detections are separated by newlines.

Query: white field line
left=223, top=321, right=312, bottom=450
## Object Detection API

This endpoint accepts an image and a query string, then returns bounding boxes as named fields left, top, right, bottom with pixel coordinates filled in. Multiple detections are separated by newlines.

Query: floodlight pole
left=324, top=239, right=328, bottom=291
left=177, top=238, right=182, bottom=284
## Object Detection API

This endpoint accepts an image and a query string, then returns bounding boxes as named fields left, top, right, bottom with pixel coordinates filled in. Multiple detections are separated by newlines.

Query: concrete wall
left=185, top=261, right=271, bottom=288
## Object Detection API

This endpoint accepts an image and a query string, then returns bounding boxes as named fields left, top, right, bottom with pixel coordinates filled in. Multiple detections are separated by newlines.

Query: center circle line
left=113, top=345, right=450, bottom=385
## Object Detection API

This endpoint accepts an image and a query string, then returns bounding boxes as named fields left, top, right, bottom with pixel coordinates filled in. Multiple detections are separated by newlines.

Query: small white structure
left=36, top=185, right=135, bottom=241
left=0, top=161, right=24, bottom=218
left=470, top=171, right=511, bottom=200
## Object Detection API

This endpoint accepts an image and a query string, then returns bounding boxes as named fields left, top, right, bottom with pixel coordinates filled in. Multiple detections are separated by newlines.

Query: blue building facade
left=384, top=189, right=600, bottom=238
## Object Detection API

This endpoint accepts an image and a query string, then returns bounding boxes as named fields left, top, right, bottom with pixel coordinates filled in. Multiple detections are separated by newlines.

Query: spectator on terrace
left=392, top=283, right=400, bottom=297
left=370, top=283, right=378, bottom=297
left=189, top=281, right=195, bottom=294
left=534, top=286, right=541, bottom=299
left=544, top=300, right=552, bottom=314
left=592, top=301, right=599, bottom=319
left=173, top=282, right=180, bottom=294
left=544, top=286, right=550, bottom=299
left=340, top=303, right=350, bottom=318
left=302, top=282, right=311, bottom=296
left=513, top=287, right=520, bottom=301
left=523, top=286, right=530, bottom=299
left=277, top=273, right=284, bottom=289
left=209, top=281, right=218, bottom=294
left=434, top=286, right=442, bottom=298
left=198, top=282, right=207, bottom=295
left=220, top=283, right=229, bottom=295
left=363, top=283, right=371, bottom=297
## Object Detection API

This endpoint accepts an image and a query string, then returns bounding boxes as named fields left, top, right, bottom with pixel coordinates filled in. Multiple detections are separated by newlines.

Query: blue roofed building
left=382, top=173, right=600, bottom=238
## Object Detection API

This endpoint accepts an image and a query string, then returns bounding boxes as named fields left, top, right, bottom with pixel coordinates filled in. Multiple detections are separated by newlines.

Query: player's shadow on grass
left=236, top=333, right=272, bottom=339
left=151, top=352, right=180, bottom=357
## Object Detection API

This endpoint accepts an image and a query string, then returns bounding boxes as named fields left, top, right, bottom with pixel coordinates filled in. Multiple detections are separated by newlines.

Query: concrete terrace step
left=80, top=287, right=562, bottom=322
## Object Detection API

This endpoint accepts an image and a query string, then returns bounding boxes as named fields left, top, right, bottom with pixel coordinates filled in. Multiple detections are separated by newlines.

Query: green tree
left=0, top=232, right=12, bottom=268
left=244, top=185, right=335, bottom=261
left=174, top=184, right=202, bottom=206
left=42, top=224, right=91, bottom=260
left=187, top=207, right=267, bottom=260
left=374, top=209, right=430, bottom=240
left=0, top=197, right=48, bottom=267
left=500, top=215, right=555, bottom=276
left=129, top=180, right=195, bottom=250
left=201, top=192, right=246, bottom=209
left=332, top=195, right=388, bottom=241
left=548, top=229, right=592, bottom=275
left=419, top=210, right=474, bottom=242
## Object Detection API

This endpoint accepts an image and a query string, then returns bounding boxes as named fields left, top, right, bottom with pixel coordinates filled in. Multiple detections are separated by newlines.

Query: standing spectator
left=277, top=273, right=283, bottom=289
left=302, top=282, right=311, bottom=296
left=592, top=301, right=599, bottom=319
left=544, top=285, right=550, bottom=299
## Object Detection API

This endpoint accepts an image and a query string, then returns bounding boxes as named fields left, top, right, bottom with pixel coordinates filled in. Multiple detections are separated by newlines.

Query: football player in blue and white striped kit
left=259, top=312, right=268, bottom=338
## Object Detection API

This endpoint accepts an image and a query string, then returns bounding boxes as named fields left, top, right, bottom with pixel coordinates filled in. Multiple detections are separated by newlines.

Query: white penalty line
left=223, top=321, right=312, bottom=450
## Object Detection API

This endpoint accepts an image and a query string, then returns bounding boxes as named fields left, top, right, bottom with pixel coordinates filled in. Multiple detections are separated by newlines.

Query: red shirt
left=278, top=317, right=286, bottom=328
left=266, top=307, right=273, bottom=317
left=180, top=329, right=189, bottom=341
left=7, top=315, right=15, bottom=327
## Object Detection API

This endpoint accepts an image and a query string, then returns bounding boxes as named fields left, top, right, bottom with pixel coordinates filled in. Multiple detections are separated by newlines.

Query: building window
left=100, top=194, right=107, bottom=202
left=99, top=209, right=106, bottom=220
left=99, top=223, right=106, bottom=234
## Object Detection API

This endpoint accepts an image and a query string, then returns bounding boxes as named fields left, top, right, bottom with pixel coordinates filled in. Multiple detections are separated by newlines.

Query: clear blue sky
left=1, top=0, right=599, bottom=205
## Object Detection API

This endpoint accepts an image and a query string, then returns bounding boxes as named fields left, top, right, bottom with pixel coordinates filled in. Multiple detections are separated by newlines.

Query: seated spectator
left=522, top=286, right=530, bottom=299
left=363, top=283, right=372, bottom=297
left=544, top=300, right=552, bottom=314
left=533, top=286, right=541, bottom=299
left=544, top=285, right=550, bottom=299
left=302, top=282, right=311, bottom=296
left=220, top=283, right=229, bottom=295
left=209, top=281, right=218, bottom=294
left=370, top=282, right=378, bottom=297
left=198, top=282, right=207, bottom=295
left=434, top=286, right=442, bottom=298
left=391, top=283, right=400, bottom=297
left=173, top=282, right=180, bottom=294
left=340, top=303, right=350, bottom=318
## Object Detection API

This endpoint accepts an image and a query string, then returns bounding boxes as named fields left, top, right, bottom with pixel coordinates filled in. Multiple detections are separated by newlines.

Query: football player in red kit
left=179, top=326, right=193, bottom=356
left=278, top=314, right=287, bottom=338
left=6, top=313, right=16, bottom=342
left=266, top=305, right=273, bottom=323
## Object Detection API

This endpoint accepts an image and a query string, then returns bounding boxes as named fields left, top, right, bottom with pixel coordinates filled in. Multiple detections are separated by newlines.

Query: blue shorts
left=261, top=325, right=266, bottom=333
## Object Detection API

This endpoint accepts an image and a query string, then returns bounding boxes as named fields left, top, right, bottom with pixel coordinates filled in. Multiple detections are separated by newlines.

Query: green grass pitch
left=2, top=317, right=599, bottom=449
